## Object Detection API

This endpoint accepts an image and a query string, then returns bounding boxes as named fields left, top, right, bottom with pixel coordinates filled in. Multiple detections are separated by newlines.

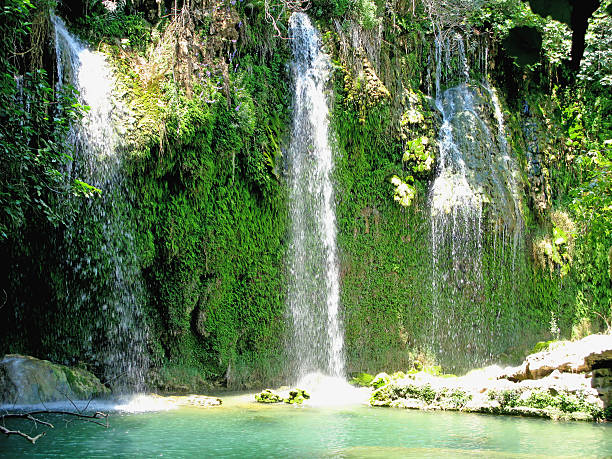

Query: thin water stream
left=429, top=33, right=525, bottom=369
left=53, top=15, right=147, bottom=390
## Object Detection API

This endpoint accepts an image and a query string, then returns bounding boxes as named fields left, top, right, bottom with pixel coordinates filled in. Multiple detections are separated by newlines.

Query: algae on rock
left=0, top=355, right=110, bottom=405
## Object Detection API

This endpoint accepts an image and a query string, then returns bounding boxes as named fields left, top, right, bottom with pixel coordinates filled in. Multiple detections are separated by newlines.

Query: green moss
left=255, top=389, right=283, bottom=404
left=529, top=340, right=558, bottom=354
left=285, top=389, right=310, bottom=405
left=2, top=0, right=611, bottom=393
left=371, top=373, right=391, bottom=389
left=349, top=372, right=374, bottom=387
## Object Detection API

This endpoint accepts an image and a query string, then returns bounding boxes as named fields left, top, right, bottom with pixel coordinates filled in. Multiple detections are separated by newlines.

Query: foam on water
left=297, top=372, right=370, bottom=407
left=0, top=394, right=177, bottom=414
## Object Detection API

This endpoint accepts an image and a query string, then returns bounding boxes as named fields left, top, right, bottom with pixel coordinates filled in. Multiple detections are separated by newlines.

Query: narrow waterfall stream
left=53, top=16, right=148, bottom=390
left=430, top=35, right=483, bottom=294
left=286, top=12, right=344, bottom=381
left=429, top=34, right=524, bottom=369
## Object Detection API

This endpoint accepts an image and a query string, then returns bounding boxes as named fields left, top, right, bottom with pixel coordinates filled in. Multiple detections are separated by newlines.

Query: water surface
left=2, top=396, right=611, bottom=458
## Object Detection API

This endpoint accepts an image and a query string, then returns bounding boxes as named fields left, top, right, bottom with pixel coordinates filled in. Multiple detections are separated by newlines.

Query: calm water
left=1, top=395, right=611, bottom=458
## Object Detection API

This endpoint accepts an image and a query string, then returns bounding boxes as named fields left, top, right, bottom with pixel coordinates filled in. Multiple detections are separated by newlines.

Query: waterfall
left=286, top=12, right=344, bottom=381
left=429, top=33, right=524, bottom=369
left=484, top=82, right=524, bottom=269
left=53, top=15, right=148, bottom=391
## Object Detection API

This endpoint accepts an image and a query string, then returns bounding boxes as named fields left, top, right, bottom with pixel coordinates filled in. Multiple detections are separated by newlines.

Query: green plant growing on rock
left=370, top=384, right=395, bottom=407
left=255, top=389, right=284, bottom=403
left=448, top=389, right=472, bottom=409
left=533, top=211, right=576, bottom=277
left=355, top=0, right=381, bottom=29
left=350, top=372, right=374, bottom=387
left=529, top=339, right=559, bottom=354
left=399, top=384, right=438, bottom=404
left=343, top=53, right=390, bottom=124
left=371, top=372, right=391, bottom=389
left=403, top=137, right=434, bottom=174
left=390, top=175, right=416, bottom=208
left=285, top=389, right=310, bottom=404
left=488, top=389, right=521, bottom=408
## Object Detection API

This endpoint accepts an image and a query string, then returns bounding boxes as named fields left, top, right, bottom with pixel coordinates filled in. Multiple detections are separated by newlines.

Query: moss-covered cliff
left=0, top=0, right=610, bottom=390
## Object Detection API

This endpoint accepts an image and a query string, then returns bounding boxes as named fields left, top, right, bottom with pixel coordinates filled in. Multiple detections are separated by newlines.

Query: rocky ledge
left=150, top=393, right=222, bottom=408
left=255, top=388, right=311, bottom=405
left=367, top=333, right=612, bottom=421
left=0, top=354, right=110, bottom=405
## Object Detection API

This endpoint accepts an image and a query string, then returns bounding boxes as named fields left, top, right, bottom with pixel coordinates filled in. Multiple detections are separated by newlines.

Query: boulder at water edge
left=255, top=389, right=284, bottom=403
left=0, top=354, right=110, bottom=405
left=503, top=334, right=612, bottom=381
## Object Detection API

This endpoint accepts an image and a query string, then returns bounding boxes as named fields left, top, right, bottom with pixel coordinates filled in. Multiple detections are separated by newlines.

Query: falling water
left=429, top=34, right=523, bottom=369
left=484, top=82, right=524, bottom=269
left=286, top=12, right=344, bottom=381
left=53, top=15, right=148, bottom=391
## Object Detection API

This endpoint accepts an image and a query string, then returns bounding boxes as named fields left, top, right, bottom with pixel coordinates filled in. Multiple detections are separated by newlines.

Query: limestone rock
left=367, top=334, right=612, bottom=421
left=159, top=394, right=222, bottom=408
left=592, top=367, right=612, bottom=407
left=0, top=354, right=110, bottom=405
left=504, top=334, right=612, bottom=381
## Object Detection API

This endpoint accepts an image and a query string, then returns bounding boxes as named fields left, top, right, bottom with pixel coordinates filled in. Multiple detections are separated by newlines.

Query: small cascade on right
left=429, top=33, right=524, bottom=371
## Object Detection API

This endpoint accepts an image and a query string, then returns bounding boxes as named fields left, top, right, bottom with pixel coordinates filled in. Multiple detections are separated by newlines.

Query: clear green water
left=2, top=396, right=611, bottom=458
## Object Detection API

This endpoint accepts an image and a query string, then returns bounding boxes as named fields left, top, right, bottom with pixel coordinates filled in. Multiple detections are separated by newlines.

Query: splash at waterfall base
left=2, top=0, right=611, bottom=416
left=251, top=334, right=612, bottom=421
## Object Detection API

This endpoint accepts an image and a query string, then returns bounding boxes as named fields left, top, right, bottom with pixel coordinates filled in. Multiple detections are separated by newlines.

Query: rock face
left=433, top=83, right=522, bottom=233
left=369, top=333, right=612, bottom=421
left=0, top=354, right=110, bottom=405
left=503, top=334, right=611, bottom=381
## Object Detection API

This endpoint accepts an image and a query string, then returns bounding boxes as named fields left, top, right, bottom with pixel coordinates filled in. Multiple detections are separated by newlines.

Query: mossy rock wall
left=0, top=2, right=610, bottom=389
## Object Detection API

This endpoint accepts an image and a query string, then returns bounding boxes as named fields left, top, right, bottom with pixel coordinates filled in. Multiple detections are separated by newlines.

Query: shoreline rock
left=150, top=393, right=222, bottom=408
left=368, top=333, right=612, bottom=421
left=0, top=354, right=110, bottom=405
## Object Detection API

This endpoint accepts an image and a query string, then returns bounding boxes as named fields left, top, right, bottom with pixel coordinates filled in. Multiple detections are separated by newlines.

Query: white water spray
left=429, top=33, right=525, bottom=369
left=431, top=35, right=483, bottom=313
left=286, top=13, right=344, bottom=381
left=53, top=15, right=148, bottom=391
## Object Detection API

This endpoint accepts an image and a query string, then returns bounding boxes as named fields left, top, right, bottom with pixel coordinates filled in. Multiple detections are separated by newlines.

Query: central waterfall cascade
left=286, top=13, right=348, bottom=395
left=53, top=15, right=148, bottom=391
left=429, top=33, right=525, bottom=370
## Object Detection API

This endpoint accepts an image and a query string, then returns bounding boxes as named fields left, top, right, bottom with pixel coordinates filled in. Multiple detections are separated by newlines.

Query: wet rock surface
left=0, top=354, right=110, bottom=405
left=433, top=83, right=522, bottom=233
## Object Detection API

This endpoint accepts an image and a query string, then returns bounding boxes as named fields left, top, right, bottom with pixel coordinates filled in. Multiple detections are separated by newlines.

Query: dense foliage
left=0, top=0, right=92, bottom=241
left=0, top=0, right=610, bottom=388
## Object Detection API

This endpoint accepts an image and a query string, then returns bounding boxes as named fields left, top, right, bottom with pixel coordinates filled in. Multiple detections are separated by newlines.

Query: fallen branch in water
left=0, top=425, right=46, bottom=444
left=0, top=409, right=109, bottom=444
